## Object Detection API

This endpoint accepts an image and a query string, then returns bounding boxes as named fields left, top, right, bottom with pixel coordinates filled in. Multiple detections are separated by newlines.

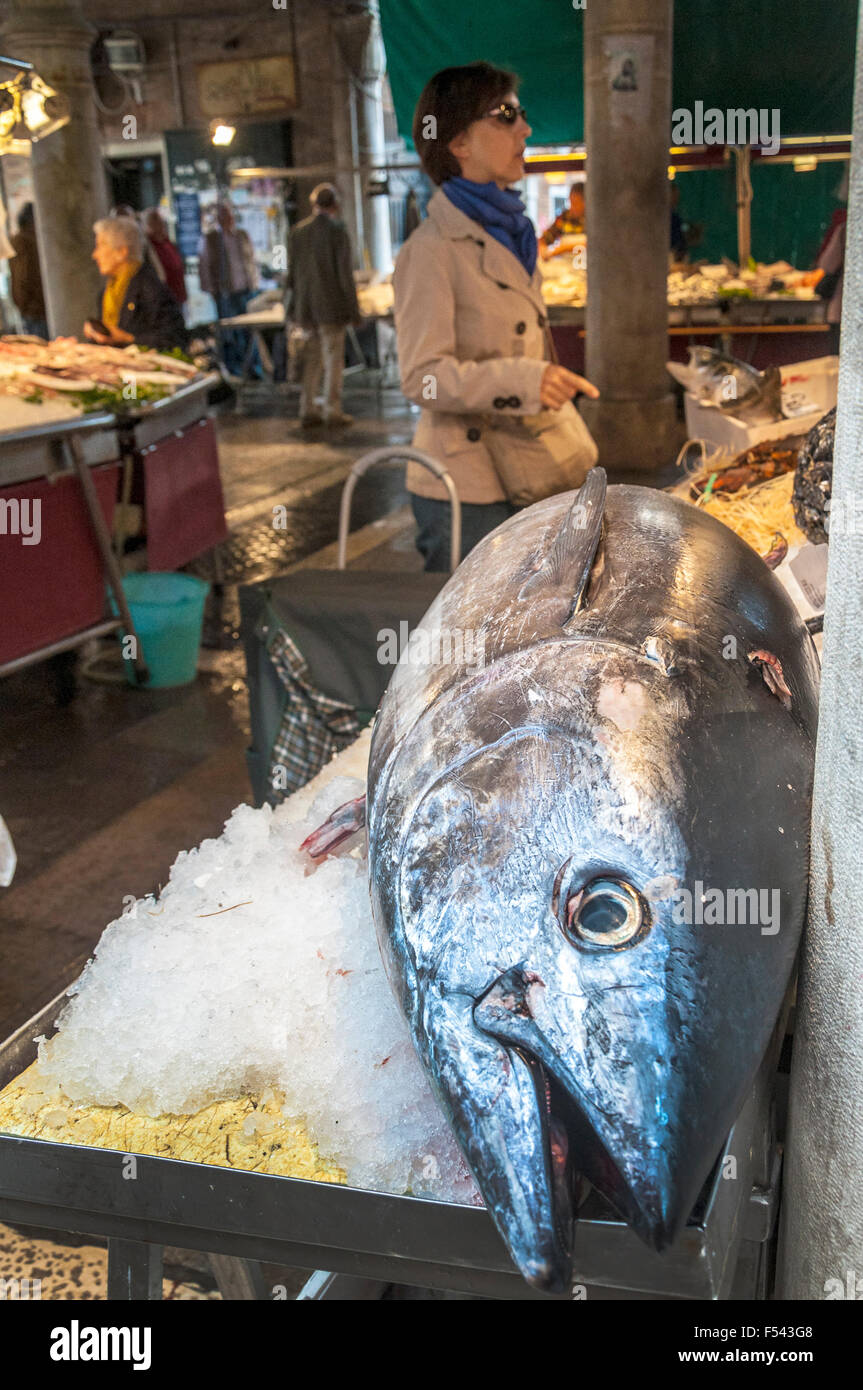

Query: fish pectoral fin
left=517, top=467, right=606, bottom=620
left=298, top=794, right=367, bottom=860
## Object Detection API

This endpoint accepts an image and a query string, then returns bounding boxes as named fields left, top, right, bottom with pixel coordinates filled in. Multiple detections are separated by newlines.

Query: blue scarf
left=442, top=177, right=538, bottom=278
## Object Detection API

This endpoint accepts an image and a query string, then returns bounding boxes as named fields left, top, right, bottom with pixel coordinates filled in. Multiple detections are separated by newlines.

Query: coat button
left=467, top=427, right=481, bottom=442
left=515, top=321, right=526, bottom=334
left=497, top=281, right=508, bottom=290
left=508, top=395, right=521, bottom=408
left=493, top=396, right=507, bottom=409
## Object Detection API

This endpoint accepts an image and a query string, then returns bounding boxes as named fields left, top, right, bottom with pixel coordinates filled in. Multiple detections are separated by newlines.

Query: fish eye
left=563, top=877, right=647, bottom=950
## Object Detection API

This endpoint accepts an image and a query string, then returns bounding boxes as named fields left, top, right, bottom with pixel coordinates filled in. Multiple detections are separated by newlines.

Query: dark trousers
left=826, top=322, right=841, bottom=357
left=411, top=493, right=516, bottom=574
left=215, top=290, right=260, bottom=376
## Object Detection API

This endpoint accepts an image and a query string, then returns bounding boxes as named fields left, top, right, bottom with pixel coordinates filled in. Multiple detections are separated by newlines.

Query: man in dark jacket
left=198, top=202, right=259, bottom=375
left=84, top=216, right=186, bottom=353
left=286, top=183, right=360, bottom=427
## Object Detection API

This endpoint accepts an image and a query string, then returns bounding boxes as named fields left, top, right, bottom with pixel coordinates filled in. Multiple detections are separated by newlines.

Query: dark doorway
left=105, top=154, right=165, bottom=214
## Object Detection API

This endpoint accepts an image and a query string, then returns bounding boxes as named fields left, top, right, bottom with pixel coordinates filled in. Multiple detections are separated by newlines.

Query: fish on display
left=351, top=468, right=819, bottom=1294
left=673, top=345, right=783, bottom=420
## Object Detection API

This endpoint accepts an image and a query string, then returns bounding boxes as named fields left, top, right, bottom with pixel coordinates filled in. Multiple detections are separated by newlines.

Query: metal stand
left=67, top=437, right=149, bottom=685
left=0, top=988, right=785, bottom=1301
left=107, top=1239, right=163, bottom=1300
left=337, top=446, right=462, bottom=574
left=207, top=1255, right=269, bottom=1301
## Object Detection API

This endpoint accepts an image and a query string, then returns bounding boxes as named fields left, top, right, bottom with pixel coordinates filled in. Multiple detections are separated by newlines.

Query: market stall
left=0, top=338, right=226, bottom=674
left=543, top=258, right=832, bottom=373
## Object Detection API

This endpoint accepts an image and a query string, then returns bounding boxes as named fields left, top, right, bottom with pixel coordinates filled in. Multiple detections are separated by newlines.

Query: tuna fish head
left=389, top=667, right=695, bottom=1292
left=369, top=473, right=816, bottom=1294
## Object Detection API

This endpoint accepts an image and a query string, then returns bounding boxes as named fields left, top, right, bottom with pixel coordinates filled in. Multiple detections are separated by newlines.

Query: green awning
left=380, top=0, right=857, bottom=147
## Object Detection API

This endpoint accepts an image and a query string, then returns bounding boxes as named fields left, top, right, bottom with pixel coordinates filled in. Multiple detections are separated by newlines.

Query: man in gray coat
left=286, top=183, right=360, bottom=427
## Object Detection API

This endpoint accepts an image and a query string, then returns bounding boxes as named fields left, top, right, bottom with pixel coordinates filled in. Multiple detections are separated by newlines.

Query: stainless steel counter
left=0, top=375, right=218, bottom=487
left=0, top=989, right=783, bottom=1300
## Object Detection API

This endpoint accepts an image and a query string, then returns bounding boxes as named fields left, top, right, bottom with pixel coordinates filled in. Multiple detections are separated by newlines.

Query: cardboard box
left=683, top=356, right=838, bottom=452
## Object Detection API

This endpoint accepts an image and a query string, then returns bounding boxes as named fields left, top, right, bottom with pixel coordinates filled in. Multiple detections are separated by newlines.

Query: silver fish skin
left=367, top=470, right=819, bottom=1293
left=688, top=345, right=782, bottom=419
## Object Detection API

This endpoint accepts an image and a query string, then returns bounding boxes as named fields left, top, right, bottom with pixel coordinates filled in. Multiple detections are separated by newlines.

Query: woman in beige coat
left=394, top=61, right=599, bottom=571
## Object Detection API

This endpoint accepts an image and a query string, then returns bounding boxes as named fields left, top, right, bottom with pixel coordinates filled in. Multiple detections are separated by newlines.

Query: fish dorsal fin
left=517, top=468, right=607, bottom=620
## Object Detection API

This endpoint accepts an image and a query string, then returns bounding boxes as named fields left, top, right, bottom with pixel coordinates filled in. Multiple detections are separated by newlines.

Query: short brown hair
left=311, top=182, right=338, bottom=210
left=412, top=62, right=518, bottom=185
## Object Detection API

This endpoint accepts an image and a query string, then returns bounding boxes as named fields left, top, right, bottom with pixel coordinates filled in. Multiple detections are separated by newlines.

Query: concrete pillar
left=332, top=0, right=393, bottom=274
left=579, top=0, right=678, bottom=472
left=2, top=0, right=108, bottom=336
left=329, top=37, right=363, bottom=266
left=777, top=1, right=863, bottom=1301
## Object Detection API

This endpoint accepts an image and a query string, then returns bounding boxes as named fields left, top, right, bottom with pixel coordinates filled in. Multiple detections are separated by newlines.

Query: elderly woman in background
left=84, top=216, right=186, bottom=353
left=394, top=61, right=599, bottom=572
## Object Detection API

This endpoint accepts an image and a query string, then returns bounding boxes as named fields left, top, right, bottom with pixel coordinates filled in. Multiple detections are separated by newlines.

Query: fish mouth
left=513, top=1049, right=577, bottom=1281
left=472, top=966, right=679, bottom=1292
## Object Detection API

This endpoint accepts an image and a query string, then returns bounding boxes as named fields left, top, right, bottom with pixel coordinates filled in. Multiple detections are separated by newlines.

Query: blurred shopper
left=817, top=219, right=846, bottom=356
left=670, top=182, right=687, bottom=260
left=198, top=202, right=259, bottom=376
left=85, top=216, right=186, bottom=352
left=394, top=62, right=598, bottom=572
left=144, top=208, right=187, bottom=309
left=286, top=183, right=360, bottom=428
left=816, top=167, right=849, bottom=356
left=9, top=204, right=48, bottom=339
left=539, top=181, right=586, bottom=261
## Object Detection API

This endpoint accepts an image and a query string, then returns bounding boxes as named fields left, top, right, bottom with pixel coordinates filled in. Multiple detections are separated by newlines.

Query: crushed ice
left=37, top=761, right=480, bottom=1206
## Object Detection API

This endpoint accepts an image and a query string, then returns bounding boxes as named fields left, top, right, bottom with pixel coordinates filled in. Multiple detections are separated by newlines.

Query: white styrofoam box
left=683, top=355, right=838, bottom=453
left=780, top=355, right=838, bottom=414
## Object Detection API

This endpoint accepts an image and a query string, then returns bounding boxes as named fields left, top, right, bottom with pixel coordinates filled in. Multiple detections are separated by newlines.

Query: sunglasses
left=483, top=102, right=528, bottom=126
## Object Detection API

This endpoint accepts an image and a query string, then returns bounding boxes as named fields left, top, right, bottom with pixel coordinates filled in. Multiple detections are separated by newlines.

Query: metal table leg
left=107, top=1239, right=163, bottom=1300
left=207, top=1254, right=269, bottom=1300
left=254, top=329, right=274, bottom=380
left=68, top=437, right=149, bottom=685
left=296, top=1271, right=389, bottom=1300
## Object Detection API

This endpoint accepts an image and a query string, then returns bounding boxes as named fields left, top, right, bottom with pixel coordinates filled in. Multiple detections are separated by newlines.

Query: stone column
left=777, top=0, right=863, bottom=1301
left=2, top=0, right=108, bottom=336
left=331, top=0, right=393, bottom=274
left=579, top=0, right=678, bottom=472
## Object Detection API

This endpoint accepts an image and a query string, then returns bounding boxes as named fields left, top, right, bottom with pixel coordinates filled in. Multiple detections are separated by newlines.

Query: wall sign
left=174, top=192, right=202, bottom=259
left=604, top=35, right=654, bottom=127
left=197, top=56, right=297, bottom=119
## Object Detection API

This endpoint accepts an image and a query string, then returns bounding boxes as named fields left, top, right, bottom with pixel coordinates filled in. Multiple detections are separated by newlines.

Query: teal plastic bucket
left=120, top=572, right=210, bottom=689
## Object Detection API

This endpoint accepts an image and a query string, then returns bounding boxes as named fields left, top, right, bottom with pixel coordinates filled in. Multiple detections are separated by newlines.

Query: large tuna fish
left=363, top=469, right=818, bottom=1293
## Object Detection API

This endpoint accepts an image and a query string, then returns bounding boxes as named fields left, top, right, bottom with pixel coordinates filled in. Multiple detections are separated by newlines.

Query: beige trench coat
left=393, top=189, right=596, bottom=503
